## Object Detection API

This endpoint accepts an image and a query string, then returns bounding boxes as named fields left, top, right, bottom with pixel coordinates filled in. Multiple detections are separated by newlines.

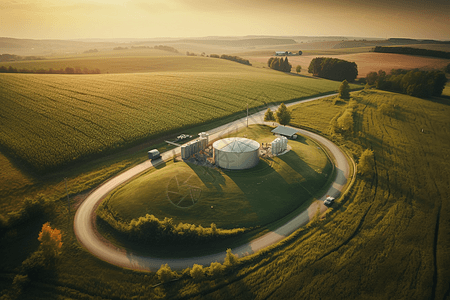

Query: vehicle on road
left=147, top=149, right=161, bottom=160
left=324, top=196, right=335, bottom=206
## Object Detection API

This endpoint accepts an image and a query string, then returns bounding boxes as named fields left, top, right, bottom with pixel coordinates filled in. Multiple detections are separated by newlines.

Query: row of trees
left=267, top=57, right=292, bottom=72
left=366, top=69, right=447, bottom=98
left=308, top=57, right=358, bottom=82
left=0, top=66, right=101, bottom=74
left=210, top=54, right=251, bottom=65
left=97, top=211, right=246, bottom=245
left=373, top=46, right=450, bottom=59
left=0, top=54, right=45, bottom=62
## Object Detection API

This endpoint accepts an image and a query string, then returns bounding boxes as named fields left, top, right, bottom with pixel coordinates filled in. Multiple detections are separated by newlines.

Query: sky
left=1, top=0, right=449, bottom=40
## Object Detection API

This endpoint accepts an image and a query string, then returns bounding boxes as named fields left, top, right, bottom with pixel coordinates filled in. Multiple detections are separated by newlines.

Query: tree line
left=308, top=57, right=358, bottom=82
left=366, top=69, right=447, bottom=98
left=0, top=54, right=45, bottom=62
left=267, top=57, right=292, bottom=72
left=210, top=54, right=251, bottom=65
left=0, top=66, right=101, bottom=74
left=373, top=46, right=450, bottom=59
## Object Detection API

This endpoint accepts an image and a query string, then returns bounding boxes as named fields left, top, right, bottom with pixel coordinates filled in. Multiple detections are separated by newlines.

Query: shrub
left=378, top=103, right=394, bottom=116
left=223, top=248, right=238, bottom=267
left=21, top=250, right=47, bottom=279
left=156, top=264, right=177, bottom=283
left=336, top=109, right=353, bottom=133
left=339, top=80, right=351, bottom=99
left=207, top=261, right=225, bottom=277
left=358, top=149, right=375, bottom=177
left=190, top=264, right=205, bottom=280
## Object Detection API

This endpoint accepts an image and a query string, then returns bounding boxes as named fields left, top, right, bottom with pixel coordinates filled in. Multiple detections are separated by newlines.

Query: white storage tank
left=213, top=137, right=260, bottom=170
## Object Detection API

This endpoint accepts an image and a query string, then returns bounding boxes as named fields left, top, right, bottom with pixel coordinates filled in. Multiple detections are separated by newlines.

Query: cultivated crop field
left=0, top=64, right=343, bottom=172
left=248, top=52, right=450, bottom=78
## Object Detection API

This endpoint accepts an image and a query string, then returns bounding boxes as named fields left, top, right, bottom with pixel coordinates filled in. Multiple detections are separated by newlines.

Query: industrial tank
left=213, top=137, right=260, bottom=170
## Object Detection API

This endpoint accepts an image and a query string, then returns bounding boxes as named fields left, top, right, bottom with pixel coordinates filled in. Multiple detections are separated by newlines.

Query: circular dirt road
left=74, top=94, right=352, bottom=271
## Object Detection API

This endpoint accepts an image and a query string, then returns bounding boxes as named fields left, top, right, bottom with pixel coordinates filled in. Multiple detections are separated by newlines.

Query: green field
left=0, top=59, right=349, bottom=172
left=1, top=88, right=449, bottom=299
left=98, top=125, right=332, bottom=232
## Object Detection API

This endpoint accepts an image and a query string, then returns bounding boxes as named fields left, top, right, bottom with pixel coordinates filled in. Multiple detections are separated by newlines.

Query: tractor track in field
left=74, top=93, right=353, bottom=272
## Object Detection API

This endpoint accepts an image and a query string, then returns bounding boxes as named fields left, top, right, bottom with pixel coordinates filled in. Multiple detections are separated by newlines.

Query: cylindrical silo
left=212, top=137, right=260, bottom=170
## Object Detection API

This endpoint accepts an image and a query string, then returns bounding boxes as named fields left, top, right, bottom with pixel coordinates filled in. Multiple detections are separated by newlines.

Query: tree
left=264, top=108, right=275, bottom=121
left=366, top=71, right=378, bottom=85
left=358, top=149, right=375, bottom=177
left=282, top=57, right=292, bottom=72
left=207, top=261, right=225, bottom=276
left=38, top=222, right=62, bottom=259
left=276, top=103, right=291, bottom=125
left=156, top=264, right=177, bottom=283
left=224, top=248, right=238, bottom=267
left=190, top=264, right=205, bottom=280
left=338, top=80, right=351, bottom=99
left=446, top=63, right=450, bottom=74
left=296, top=65, right=302, bottom=74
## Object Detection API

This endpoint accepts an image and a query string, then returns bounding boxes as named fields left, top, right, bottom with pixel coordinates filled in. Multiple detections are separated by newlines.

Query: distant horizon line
left=2, top=35, right=449, bottom=43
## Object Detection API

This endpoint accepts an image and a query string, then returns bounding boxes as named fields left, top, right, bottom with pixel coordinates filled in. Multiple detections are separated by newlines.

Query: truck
left=147, top=149, right=161, bottom=161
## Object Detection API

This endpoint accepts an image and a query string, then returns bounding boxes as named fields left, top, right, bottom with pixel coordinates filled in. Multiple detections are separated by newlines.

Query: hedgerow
left=96, top=208, right=246, bottom=244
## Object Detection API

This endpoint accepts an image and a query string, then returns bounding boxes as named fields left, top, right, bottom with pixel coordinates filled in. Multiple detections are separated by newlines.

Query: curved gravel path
left=74, top=93, right=352, bottom=271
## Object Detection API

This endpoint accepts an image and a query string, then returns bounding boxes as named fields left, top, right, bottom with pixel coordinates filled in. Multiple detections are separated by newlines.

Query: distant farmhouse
left=274, top=51, right=302, bottom=56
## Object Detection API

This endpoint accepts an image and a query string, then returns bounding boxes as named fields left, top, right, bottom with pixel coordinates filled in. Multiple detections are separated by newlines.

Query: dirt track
left=73, top=94, right=352, bottom=271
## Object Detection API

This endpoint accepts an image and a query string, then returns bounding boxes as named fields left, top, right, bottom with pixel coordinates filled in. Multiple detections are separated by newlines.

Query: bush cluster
left=1, top=195, right=53, bottom=232
left=267, top=57, right=292, bottom=72
left=366, top=69, right=447, bottom=98
left=308, top=57, right=358, bottom=82
left=0, top=66, right=101, bottom=74
left=155, top=248, right=237, bottom=284
left=98, top=210, right=246, bottom=245
left=373, top=46, right=450, bottom=59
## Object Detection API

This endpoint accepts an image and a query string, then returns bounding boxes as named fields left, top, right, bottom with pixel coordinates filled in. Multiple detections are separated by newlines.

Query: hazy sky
left=1, top=0, right=449, bottom=40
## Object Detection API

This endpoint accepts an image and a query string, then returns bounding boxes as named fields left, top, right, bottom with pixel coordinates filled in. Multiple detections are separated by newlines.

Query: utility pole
left=65, top=178, right=70, bottom=214
left=247, top=103, right=249, bottom=127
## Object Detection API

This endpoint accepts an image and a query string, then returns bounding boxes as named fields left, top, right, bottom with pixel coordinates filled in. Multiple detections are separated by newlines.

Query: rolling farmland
left=0, top=66, right=344, bottom=172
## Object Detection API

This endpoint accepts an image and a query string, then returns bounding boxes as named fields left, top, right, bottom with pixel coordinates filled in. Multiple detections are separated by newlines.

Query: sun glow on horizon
left=1, top=0, right=449, bottom=40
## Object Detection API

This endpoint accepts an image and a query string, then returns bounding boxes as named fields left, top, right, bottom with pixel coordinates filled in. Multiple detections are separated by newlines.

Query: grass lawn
left=98, top=125, right=332, bottom=231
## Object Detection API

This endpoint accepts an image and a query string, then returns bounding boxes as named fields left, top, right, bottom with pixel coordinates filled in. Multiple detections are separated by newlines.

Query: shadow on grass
left=187, top=163, right=226, bottom=192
